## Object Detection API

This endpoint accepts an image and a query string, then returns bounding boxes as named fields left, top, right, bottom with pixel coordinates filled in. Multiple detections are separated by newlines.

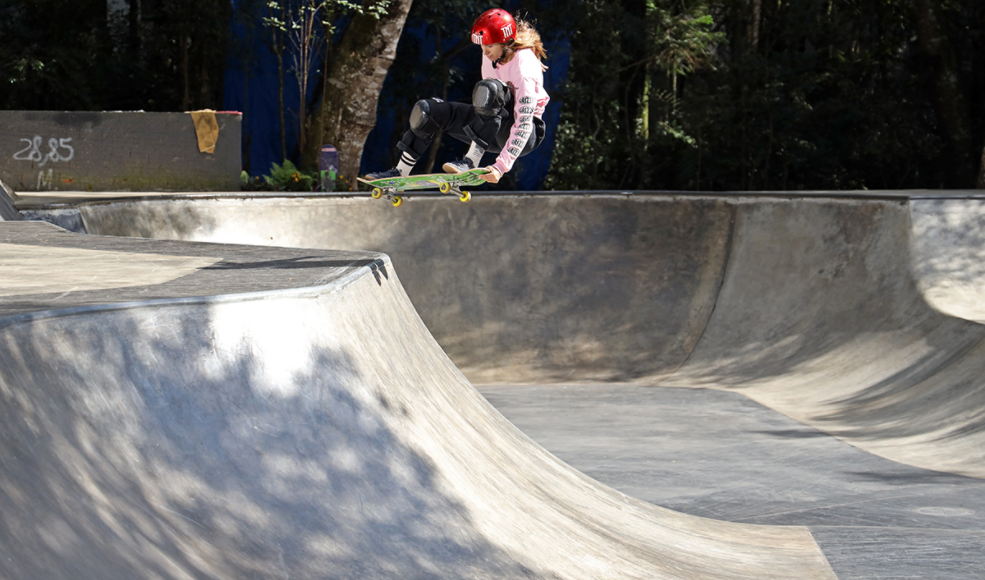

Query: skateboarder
left=365, top=8, right=550, bottom=185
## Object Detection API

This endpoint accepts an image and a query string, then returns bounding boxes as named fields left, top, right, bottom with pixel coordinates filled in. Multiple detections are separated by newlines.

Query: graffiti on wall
left=14, top=136, right=75, bottom=166
left=12, top=136, right=75, bottom=190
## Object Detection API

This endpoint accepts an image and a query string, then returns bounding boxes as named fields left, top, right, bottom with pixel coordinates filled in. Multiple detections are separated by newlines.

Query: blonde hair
left=506, top=20, right=548, bottom=71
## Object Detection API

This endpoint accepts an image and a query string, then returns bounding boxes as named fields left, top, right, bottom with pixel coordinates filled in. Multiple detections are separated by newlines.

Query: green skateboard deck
left=357, top=168, right=489, bottom=207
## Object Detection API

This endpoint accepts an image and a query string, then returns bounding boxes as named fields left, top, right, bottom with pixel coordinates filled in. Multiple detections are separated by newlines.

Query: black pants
left=398, top=99, right=546, bottom=162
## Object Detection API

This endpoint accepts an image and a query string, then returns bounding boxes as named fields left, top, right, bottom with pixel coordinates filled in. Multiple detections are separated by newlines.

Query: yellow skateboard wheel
left=371, top=188, right=383, bottom=199
left=439, top=182, right=452, bottom=194
left=459, top=191, right=471, bottom=202
left=392, top=196, right=403, bottom=207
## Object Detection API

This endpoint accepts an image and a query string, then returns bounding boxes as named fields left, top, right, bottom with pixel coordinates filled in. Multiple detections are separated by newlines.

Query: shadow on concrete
left=0, top=303, right=534, bottom=579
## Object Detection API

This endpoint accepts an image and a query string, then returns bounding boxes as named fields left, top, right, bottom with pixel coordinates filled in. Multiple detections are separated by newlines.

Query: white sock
left=465, top=142, right=485, bottom=168
left=396, top=151, right=417, bottom=176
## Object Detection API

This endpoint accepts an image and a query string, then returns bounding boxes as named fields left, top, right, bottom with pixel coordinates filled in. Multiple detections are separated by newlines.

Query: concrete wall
left=0, top=111, right=241, bottom=192
left=79, top=195, right=733, bottom=384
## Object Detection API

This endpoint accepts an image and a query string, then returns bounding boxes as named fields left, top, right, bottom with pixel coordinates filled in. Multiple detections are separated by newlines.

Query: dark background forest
left=2, top=0, right=984, bottom=191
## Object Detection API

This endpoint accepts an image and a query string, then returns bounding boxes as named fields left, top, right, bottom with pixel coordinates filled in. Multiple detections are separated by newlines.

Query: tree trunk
left=913, top=0, right=972, bottom=187
left=978, top=146, right=985, bottom=189
left=127, top=0, right=140, bottom=56
left=181, top=37, right=190, bottom=111
left=749, top=0, right=761, bottom=51
left=319, top=0, right=414, bottom=186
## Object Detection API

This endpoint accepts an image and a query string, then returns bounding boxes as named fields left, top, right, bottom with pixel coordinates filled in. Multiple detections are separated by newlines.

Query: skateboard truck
left=369, top=186, right=404, bottom=207
left=438, top=182, right=472, bottom=202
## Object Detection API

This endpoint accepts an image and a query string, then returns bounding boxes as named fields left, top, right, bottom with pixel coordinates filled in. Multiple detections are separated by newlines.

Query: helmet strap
left=492, top=40, right=515, bottom=69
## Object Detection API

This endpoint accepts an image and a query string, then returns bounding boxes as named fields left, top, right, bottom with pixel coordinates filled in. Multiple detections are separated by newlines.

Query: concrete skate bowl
left=75, top=193, right=985, bottom=479
left=0, top=222, right=835, bottom=579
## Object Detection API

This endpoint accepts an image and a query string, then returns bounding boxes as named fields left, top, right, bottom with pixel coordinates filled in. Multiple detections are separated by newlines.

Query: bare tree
left=285, top=0, right=332, bottom=157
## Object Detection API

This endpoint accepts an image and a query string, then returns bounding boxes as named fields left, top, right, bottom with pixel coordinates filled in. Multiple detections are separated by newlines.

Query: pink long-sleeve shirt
left=481, top=49, right=550, bottom=175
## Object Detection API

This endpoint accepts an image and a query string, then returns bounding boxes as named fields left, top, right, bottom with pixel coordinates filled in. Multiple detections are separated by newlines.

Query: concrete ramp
left=661, top=198, right=985, bottom=478
left=910, top=198, right=985, bottom=323
left=73, top=193, right=985, bottom=479
left=79, top=196, right=735, bottom=383
left=0, top=178, right=23, bottom=221
left=0, top=222, right=836, bottom=579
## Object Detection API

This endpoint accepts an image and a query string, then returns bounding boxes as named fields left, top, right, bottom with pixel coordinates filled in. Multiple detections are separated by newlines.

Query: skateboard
left=356, top=168, right=489, bottom=207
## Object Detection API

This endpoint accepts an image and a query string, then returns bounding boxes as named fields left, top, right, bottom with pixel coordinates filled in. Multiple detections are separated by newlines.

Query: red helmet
left=471, top=9, right=516, bottom=45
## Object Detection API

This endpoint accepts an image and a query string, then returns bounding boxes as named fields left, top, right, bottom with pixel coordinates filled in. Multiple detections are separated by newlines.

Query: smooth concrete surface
left=910, top=198, right=985, bottom=322
left=70, top=194, right=985, bottom=479
left=479, top=384, right=985, bottom=579
left=0, top=243, right=220, bottom=296
left=0, top=221, right=383, bottom=319
left=15, top=192, right=985, bottom=578
left=660, top=199, right=985, bottom=478
left=0, top=221, right=836, bottom=580
left=78, top=195, right=736, bottom=384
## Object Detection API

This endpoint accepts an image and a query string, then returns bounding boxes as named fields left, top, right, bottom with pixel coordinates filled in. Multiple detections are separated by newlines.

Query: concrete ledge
left=0, top=110, right=241, bottom=192
left=0, top=178, right=22, bottom=221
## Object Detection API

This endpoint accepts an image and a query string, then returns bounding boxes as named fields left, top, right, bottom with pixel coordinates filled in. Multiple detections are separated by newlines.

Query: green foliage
left=540, top=0, right=640, bottom=190
left=264, top=160, right=319, bottom=191
left=241, top=170, right=274, bottom=191
left=0, top=0, right=230, bottom=111
left=544, top=120, right=612, bottom=190
left=646, top=5, right=721, bottom=78
left=544, top=0, right=985, bottom=191
left=261, top=0, right=388, bottom=39
left=242, top=163, right=351, bottom=191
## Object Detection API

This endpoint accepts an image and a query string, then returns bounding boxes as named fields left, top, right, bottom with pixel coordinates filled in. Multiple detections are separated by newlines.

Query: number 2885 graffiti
left=13, top=136, right=75, bottom=167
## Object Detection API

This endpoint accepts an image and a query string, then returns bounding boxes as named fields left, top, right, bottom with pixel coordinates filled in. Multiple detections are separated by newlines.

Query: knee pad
left=472, top=79, right=510, bottom=117
left=409, top=99, right=441, bottom=139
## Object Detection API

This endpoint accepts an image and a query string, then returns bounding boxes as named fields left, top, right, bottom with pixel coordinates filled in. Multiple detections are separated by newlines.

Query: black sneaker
left=365, top=167, right=402, bottom=180
left=442, top=158, right=475, bottom=174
